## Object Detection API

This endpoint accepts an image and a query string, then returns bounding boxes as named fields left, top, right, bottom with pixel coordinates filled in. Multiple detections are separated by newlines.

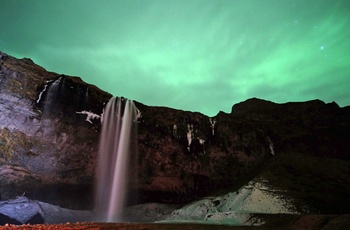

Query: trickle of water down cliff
left=95, top=97, right=139, bottom=222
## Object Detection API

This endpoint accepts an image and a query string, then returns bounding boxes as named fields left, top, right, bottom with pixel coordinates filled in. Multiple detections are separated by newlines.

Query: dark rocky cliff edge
left=0, top=51, right=349, bottom=213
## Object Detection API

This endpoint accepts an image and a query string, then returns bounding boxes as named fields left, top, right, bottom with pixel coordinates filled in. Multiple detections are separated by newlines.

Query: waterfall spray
left=95, top=97, right=138, bottom=222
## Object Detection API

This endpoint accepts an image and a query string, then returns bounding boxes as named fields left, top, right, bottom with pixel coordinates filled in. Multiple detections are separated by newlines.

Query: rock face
left=135, top=103, right=273, bottom=202
left=0, top=51, right=349, bottom=211
left=0, top=52, right=110, bottom=208
left=230, top=98, right=350, bottom=160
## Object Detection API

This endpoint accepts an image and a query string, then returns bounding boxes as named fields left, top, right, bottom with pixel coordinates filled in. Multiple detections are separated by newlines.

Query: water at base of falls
left=95, top=97, right=138, bottom=222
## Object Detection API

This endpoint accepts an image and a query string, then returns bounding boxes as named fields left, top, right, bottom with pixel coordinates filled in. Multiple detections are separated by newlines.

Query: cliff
left=0, top=51, right=349, bottom=212
left=0, top=52, right=111, bottom=208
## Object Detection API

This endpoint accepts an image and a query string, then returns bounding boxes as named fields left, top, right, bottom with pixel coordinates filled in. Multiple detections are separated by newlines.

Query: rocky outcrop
left=0, top=197, right=44, bottom=224
left=0, top=51, right=349, bottom=211
left=0, top=52, right=110, bottom=208
left=0, top=196, right=94, bottom=224
left=230, top=98, right=350, bottom=160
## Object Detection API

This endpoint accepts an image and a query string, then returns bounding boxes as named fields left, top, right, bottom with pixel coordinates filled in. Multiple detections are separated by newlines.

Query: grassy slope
left=258, top=153, right=350, bottom=214
left=205, top=152, right=350, bottom=215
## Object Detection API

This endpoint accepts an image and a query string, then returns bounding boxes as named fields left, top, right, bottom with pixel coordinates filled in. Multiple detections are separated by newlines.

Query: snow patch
left=173, top=124, right=177, bottom=136
left=186, top=124, right=194, bottom=151
left=135, top=107, right=142, bottom=122
left=36, top=84, right=48, bottom=104
left=76, top=111, right=101, bottom=124
left=35, top=80, right=56, bottom=104
left=198, top=137, right=205, bottom=145
left=209, top=118, right=216, bottom=136
left=267, top=137, right=275, bottom=155
left=162, top=179, right=302, bottom=226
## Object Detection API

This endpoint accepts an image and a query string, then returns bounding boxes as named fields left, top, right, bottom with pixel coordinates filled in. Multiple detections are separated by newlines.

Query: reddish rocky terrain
left=0, top=214, right=350, bottom=230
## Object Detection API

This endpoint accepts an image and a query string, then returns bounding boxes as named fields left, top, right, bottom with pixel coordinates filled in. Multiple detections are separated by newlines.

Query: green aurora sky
left=1, top=0, right=349, bottom=116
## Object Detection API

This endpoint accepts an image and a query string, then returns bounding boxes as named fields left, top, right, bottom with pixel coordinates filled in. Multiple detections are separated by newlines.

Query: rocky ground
left=0, top=222, right=260, bottom=230
left=1, top=197, right=350, bottom=230
left=1, top=214, right=350, bottom=230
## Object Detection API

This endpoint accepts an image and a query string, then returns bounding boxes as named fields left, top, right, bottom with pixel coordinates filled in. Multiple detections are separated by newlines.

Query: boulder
left=0, top=197, right=44, bottom=224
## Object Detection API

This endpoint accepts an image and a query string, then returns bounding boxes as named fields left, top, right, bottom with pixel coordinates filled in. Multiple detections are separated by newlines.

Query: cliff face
left=0, top=51, right=349, bottom=210
left=0, top=52, right=111, bottom=208
left=231, top=98, right=350, bottom=160
left=135, top=103, right=272, bottom=202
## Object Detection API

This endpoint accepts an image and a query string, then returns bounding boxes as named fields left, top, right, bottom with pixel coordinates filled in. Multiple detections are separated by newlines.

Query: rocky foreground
left=1, top=196, right=350, bottom=230
left=1, top=214, right=350, bottom=230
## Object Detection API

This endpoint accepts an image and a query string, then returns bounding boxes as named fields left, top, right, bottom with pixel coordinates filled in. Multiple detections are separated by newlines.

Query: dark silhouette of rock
left=0, top=214, right=22, bottom=225
left=230, top=98, right=350, bottom=160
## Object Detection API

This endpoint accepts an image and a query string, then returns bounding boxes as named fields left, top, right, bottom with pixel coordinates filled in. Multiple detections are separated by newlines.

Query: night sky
left=1, top=0, right=349, bottom=116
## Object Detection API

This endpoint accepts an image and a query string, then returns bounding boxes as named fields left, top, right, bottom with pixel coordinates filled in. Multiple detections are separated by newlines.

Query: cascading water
left=42, top=76, right=63, bottom=114
left=95, top=97, right=138, bottom=222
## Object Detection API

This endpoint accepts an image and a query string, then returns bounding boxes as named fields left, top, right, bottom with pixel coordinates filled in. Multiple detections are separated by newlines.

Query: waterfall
left=37, top=76, right=63, bottom=115
left=95, top=97, right=138, bottom=222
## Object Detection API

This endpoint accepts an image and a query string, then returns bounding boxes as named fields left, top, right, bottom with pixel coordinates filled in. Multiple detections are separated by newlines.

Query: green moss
left=3, top=55, right=58, bottom=101
left=0, top=128, right=14, bottom=164
left=0, top=128, right=43, bottom=165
